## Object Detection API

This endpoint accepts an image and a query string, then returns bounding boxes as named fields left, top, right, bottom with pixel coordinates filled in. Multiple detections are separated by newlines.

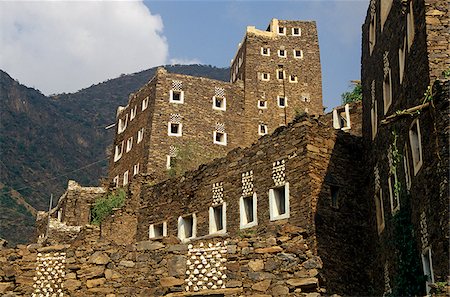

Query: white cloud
left=169, top=58, right=202, bottom=65
left=0, top=1, right=168, bottom=95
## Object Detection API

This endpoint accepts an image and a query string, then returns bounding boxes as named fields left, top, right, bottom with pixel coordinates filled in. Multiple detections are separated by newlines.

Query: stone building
left=361, top=0, right=449, bottom=294
left=108, top=18, right=323, bottom=187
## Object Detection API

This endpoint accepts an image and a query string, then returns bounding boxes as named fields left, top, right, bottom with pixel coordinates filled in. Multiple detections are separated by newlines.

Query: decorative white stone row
left=374, top=165, right=380, bottom=190
left=172, top=80, right=183, bottom=91
left=272, top=159, right=286, bottom=186
left=215, top=87, right=225, bottom=98
left=383, top=262, right=392, bottom=297
left=185, top=241, right=227, bottom=292
left=215, top=123, right=226, bottom=133
left=242, top=171, right=254, bottom=197
left=420, top=211, right=429, bottom=250
left=32, top=252, right=66, bottom=297
left=212, top=182, right=224, bottom=206
left=170, top=113, right=182, bottom=124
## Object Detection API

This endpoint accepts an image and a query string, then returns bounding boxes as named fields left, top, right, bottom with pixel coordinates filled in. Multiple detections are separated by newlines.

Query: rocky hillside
left=0, top=65, right=229, bottom=245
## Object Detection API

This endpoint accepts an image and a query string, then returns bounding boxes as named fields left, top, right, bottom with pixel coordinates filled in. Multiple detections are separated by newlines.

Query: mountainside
left=0, top=65, right=229, bottom=245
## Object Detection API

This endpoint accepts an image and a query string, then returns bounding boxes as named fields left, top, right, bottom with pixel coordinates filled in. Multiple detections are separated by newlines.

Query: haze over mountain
left=0, top=65, right=229, bottom=245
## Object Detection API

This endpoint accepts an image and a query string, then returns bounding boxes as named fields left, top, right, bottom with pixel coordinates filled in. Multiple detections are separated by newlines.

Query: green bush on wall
left=90, top=189, right=126, bottom=225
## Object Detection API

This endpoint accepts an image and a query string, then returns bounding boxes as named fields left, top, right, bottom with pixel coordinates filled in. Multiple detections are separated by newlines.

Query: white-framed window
left=168, top=122, right=182, bottom=137
left=130, top=106, right=137, bottom=121
left=123, top=170, right=129, bottom=186
left=213, top=96, right=226, bottom=111
left=239, top=193, right=257, bottom=229
left=276, top=69, right=285, bottom=80
left=213, top=131, right=227, bottom=146
left=258, top=100, right=267, bottom=109
left=409, top=119, right=423, bottom=175
left=169, top=90, right=184, bottom=104
left=238, top=56, right=243, bottom=67
left=126, top=137, right=133, bottom=152
left=114, top=141, right=124, bottom=162
left=113, top=175, right=119, bottom=188
left=258, top=124, right=268, bottom=135
left=261, top=47, right=270, bottom=56
left=289, top=75, right=298, bottom=83
left=292, top=27, right=301, bottom=36
left=301, top=94, right=310, bottom=103
left=277, top=95, right=287, bottom=108
left=375, top=187, right=385, bottom=234
left=388, top=173, right=400, bottom=214
left=333, top=104, right=351, bottom=130
left=133, top=163, right=139, bottom=176
left=421, top=248, right=435, bottom=294
left=278, top=49, right=287, bottom=58
left=369, top=13, right=376, bottom=55
left=142, top=96, right=149, bottom=111
left=269, top=182, right=290, bottom=221
left=149, top=221, right=167, bottom=238
left=277, top=26, right=286, bottom=35
left=118, top=114, right=128, bottom=134
left=178, top=214, right=197, bottom=242
left=137, top=128, right=144, bottom=143
left=209, top=203, right=226, bottom=234
left=293, top=49, right=303, bottom=59
left=407, top=0, right=415, bottom=50
left=380, top=0, right=393, bottom=31
left=260, top=73, right=270, bottom=81
left=399, top=36, right=406, bottom=84
left=383, top=68, right=392, bottom=114
left=166, top=155, right=177, bottom=170
left=403, top=145, right=412, bottom=190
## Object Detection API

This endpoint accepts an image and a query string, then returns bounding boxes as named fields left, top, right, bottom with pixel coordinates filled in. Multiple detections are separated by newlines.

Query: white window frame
left=142, top=96, right=149, bottom=111
left=123, top=170, right=129, bottom=186
left=293, top=49, right=303, bottom=59
left=261, top=47, right=270, bottom=56
left=261, top=73, right=270, bottom=81
left=421, top=247, right=435, bottom=294
left=277, top=26, right=286, bottom=35
left=409, top=119, right=423, bottom=175
left=114, top=141, right=124, bottom=162
left=383, top=68, right=392, bottom=115
left=240, top=193, right=258, bottom=229
left=178, top=214, right=197, bottom=242
left=380, top=0, right=393, bottom=31
left=292, top=27, right=301, bottom=36
left=209, top=203, right=227, bottom=235
left=276, top=69, right=285, bottom=80
left=369, top=14, right=376, bottom=55
left=169, top=90, right=184, bottom=104
left=258, top=100, right=268, bottom=109
left=258, top=124, right=268, bottom=136
left=149, top=221, right=167, bottom=238
left=137, top=128, right=144, bottom=143
left=407, top=0, right=415, bottom=51
left=332, top=104, right=351, bottom=130
left=277, top=95, right=287, bottom=108
left=388, top=173, right=400, bottom=214
left=289, top=75, right=298, bottom=83
left=113, top=175, right=119, bottom=188
left=168, top=122, right=183, bottom=137
left=403, top=145, right=412, bottom=190
left=371, top=99, right=378, bottom=139
left=126, top=137, right=133, bottom=153
left=166, top=155, right=178, bottom=170
left=399, top=36, right=406, bottom=84
left=212, top=96, right=226, bottom=111
left=269, top=182, right=290, bottom=221
left=130, top=106, right=137, bottom=121
left=278, top=49, right=287, bottom=58
left=118, top=114, right=128, bottom=134
left=213, top=131, right=227, bottom=146
left=133, top=163, right=139, bottom=176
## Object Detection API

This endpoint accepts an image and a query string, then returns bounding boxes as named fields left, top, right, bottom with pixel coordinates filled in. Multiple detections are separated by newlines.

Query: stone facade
left=361, top=0, right=449, bottom=294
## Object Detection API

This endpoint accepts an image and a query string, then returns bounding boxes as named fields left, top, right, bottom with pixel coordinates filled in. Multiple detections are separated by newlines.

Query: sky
left=0, top=0, right=369, bottom=110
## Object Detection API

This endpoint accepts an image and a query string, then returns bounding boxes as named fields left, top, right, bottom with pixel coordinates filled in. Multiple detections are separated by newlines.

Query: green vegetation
left=90, top=189, right=126, bottom=225
left=341, top=81, right=362, bottom=104
left=443, top=69, right=450, bottom=79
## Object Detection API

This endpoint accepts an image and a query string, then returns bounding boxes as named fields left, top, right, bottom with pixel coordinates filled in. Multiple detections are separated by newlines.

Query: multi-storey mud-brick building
left=361, top=0, right=449, bottom=294
left=108, top=18, right=323, bottom=187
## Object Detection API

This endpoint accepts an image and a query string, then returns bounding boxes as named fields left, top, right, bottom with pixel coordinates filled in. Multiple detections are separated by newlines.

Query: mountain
left=0, top=65, right=229, bottom=245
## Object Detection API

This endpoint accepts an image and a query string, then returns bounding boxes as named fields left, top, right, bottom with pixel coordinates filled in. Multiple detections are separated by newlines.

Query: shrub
left=90, top=189, right=126, bottom=225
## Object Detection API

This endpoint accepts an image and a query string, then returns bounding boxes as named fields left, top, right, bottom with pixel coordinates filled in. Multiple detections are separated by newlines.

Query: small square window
left=261, top=73, right=270, bottom=81
left=209, top=203, right=226, bottom=234
left=213, top=96, right=226, bottom=111
left=294, top=49, right=303, bottom=59
left=170, top=90, right=184, bottom=104
left=258, top=124, right=268, bottom=135
left=149, top=222, right=167, bottom=238
left=333, top=104, right=351, bottom=130
left=292, top=27, right=301, bottom=36
left=278, top=26, right=286, bottom=35
left=278, top=49, right=286, bottom=58
left=123, top=171, right=129, bottom=186
left=240, top=193, right=258, bottom=229
left=409, top=119, right=423, bottom=175
left=126, top=137, right=133, bottom=152
left=130, top=106, right=137, bottom=121
left=261, top=47, right=270, bottom=56
left=213, top=131, right=227, bottom=146
left=269, top=183, right=290, bottom=221
left=137, top=128, right=144, bottom=143
left=277, top=69, right=285, bottom=80
left=277, top=96, right=287, bottom=108
left=168, top=123, right=182, bottom=137
left=258, top=100, right=267, bottom=109
left=113, top=175, right=119, bottom=188
left=289, top=75, right=298, bottom=83
left=133, top=163, right=139, bottom=176
left=178, top=214, right=196, bottom=242
left=142, top=97, right=149, bottom=111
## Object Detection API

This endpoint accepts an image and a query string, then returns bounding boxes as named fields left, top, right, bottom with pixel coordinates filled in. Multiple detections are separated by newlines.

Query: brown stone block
left=160, top=276, right=184, bottom=287
left=252, top=279, right=271, bottom=291
left=86, top=277, right=106, bottom=288
left=255, top=246, right=283, bottom=254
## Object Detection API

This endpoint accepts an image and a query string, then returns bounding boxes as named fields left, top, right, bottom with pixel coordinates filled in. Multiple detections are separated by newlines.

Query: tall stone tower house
left=108, top=19, right=323, bottom=186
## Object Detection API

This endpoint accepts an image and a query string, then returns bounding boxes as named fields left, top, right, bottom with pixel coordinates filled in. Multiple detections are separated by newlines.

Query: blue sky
left=0, top=0, right=369, bottom=110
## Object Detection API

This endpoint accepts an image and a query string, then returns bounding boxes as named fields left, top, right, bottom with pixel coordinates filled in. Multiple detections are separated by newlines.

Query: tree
left=341, top=80, right=362, bottom=104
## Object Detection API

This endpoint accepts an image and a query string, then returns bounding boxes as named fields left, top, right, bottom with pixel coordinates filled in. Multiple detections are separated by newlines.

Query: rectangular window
left=294, top=49, right=303, bottom=59
left=213, top=131, right=227, bottom=146
left=149, top=222, right=167, bottom=238
left=383, top=69, right=392, bottom=114
left=403, top=145, right=411, bottom=190
left=261, top=73, right=270, bottom=81
left=409, top=119, right=423, bottom=175
left=258, top=124, right=268, bottom=136
left=278, top=49, right=286, bottom=58
left=113, top=175, right=119, bottom=188
left=289, top=75, right=298, bottom=83
left=258, top=100, right=267, bottom=109
left=332, top=104, right=351, bottom=130
left=388, top=174, right=400, bottom=214
left=142, top=97, right=149, bottom=111
left=380, top=0, right=393, bottom=31
left=123, top=170, right=129, bottom=186
left=133, top=163, right=139, bottom=176
left=261, top=47, right=270, bottom=56
left=137, top=128, right=144, bottom=143
left=330, top=185, right=339, bottom=209
left=239, top=193, right=257, bottom=229
left=118, top=114, right=128, bottom=134
left=399, top=37, right=406, bottom=84
left=278, top=26, right=286, bottom=35
left=168, top=123, right=182, bottom=137
left=277, top=69, right=285, bottom=80
left=114, top=141, right=124, bottom=162
left=375, top=188, right=385, bottom=234
left=269, top=182, right=290, bottom=221
left=178, top=214, right=196, bottom=241
left=421, top=248, right=434, bottom=294
left=292, top=27, right=301, bottom=36
left=213, top=96, right=226, bottom=111
left=407, top=0, right=415, bottom=50
left=126, top=137, right=133, bottom=152
left=170, top=90, right=184, bottom=104
left=130, top=106, right=137, bottom=121
left=277, top=96, right=287, bottom=108
left=209, top=203, right=226, bottom=234
left=369, top=14, right=376, bottom=54
left=371, top=100, right=378, bottom=139
left=166, top=155, right=177, bottom=170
